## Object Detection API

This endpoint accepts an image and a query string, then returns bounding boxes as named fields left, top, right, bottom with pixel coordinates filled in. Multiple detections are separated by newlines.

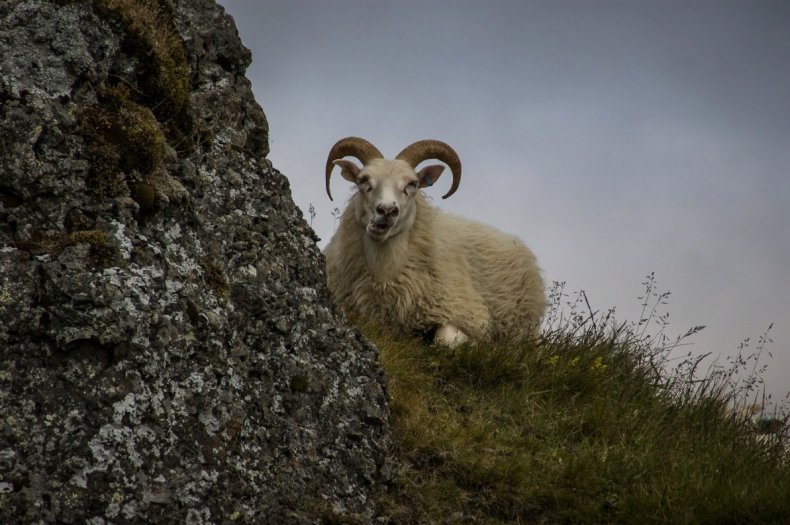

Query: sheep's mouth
left=367, top=219, right=393, bottom=238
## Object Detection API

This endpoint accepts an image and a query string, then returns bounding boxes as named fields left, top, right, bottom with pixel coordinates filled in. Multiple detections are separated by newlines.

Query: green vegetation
left=78, top=0, right=196, bottom=200
left=80, top=84, right=168, bottom=198
left=94, top=0, right=191, bottom=128
left=12, top=229, right=115, bottom=268
left=199, top=257, right=230, bottom=301
left=374, top=277, right=789, bottom=524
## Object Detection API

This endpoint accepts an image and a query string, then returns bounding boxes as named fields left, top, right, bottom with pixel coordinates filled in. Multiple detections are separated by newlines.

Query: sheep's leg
left=435, top=325, right=469, bottom=349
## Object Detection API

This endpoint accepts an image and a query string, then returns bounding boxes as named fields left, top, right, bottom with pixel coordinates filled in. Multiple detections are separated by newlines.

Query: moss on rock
left=80, top=84, right=168, bottom=198
left=12, top=229, right=116, bottom=268
left=199, top=257, right=230, bottom=301
left=95, top=0, right=191, bottom=126
left=78, top=0, right=195, bottom=201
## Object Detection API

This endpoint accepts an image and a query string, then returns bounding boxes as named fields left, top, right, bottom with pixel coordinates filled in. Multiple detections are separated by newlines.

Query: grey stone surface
left=0, top=1, right=391, bottom=523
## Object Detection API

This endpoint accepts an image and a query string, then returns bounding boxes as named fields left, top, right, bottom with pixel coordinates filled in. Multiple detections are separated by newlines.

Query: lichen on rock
left=0, top=0, right=391, bottom=522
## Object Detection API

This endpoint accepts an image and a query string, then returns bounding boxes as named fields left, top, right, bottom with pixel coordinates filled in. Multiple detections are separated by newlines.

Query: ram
left=323, top=136, right=546, bottom=348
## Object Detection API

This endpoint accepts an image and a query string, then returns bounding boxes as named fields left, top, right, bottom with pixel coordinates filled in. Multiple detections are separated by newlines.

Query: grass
left=76, top=0, right=197, bottom=200
left=373, top=276, right=790, bottom=524
left=94, top=0, right=191, bottom=126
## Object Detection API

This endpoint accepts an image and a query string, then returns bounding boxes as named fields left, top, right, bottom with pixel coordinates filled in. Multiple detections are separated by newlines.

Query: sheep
left=322, top=136, right=546, bottom=348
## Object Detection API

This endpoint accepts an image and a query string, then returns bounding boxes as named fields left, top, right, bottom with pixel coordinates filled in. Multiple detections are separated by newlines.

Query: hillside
left=375, top=281, right=790, bottom=524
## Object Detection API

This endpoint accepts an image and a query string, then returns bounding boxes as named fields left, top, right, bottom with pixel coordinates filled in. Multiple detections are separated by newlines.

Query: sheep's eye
left=358, top=177, right=371, bottom=192
left=405, top=181, right=418, bottom=194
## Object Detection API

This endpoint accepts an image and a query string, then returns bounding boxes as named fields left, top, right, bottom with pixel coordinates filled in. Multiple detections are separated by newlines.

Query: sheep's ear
left=333, top=159, right=361, bottom=183
left=417, top=165, right=445, bottom=188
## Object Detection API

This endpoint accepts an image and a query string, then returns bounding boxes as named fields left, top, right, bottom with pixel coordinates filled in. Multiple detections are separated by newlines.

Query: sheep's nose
left=376, top=203, right=399, bottom=218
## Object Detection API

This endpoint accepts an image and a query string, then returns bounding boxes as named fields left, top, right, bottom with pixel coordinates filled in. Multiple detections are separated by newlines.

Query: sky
left=218, top=0, right=790, bottom=406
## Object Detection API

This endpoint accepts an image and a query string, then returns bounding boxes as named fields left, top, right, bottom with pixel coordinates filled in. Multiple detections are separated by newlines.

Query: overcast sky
left=218, top=0, right=790, bottom=406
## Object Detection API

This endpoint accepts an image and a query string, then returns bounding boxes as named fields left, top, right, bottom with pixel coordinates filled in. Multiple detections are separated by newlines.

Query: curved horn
left=395, top=140, right=462, bottom=199
left=325, top=136, right=383, bottom=201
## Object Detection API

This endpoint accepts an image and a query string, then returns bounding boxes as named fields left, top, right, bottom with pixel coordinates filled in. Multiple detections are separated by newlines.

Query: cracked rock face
left=0, top=1, right=391, bottom=523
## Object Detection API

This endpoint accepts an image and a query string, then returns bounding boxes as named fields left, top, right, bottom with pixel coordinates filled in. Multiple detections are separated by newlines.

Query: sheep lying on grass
left=323, top=136, right=546, bottom=348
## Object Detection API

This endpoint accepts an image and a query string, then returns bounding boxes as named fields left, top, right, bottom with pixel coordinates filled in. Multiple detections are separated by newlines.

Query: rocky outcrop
left=0, top=1, right=391, bottom=522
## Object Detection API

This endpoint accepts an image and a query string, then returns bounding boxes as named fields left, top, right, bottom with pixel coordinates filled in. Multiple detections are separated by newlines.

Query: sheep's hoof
left=435, top=325, right=469, bottom=349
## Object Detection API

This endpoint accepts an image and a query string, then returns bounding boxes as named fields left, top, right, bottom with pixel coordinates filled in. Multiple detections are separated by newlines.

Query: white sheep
left=323, top=136, right=546, bottom=348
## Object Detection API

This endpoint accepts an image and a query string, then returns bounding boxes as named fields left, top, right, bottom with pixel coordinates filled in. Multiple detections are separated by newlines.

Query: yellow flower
left=591, top=356, right=607, bottom=373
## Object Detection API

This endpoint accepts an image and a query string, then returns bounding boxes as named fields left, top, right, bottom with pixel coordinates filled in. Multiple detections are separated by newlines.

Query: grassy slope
left=372, top=294, right=790, bottom=524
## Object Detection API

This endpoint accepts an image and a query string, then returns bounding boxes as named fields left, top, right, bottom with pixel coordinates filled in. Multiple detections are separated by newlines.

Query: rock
left=0, top=0, right=391, bottom=523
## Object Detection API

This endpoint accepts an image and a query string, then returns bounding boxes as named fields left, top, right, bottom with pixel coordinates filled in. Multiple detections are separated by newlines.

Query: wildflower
left=591, top=356, right=607, bottom=373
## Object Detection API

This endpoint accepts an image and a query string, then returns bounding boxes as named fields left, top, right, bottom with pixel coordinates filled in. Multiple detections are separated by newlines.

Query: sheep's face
left=334, top=158, right=445, bottom=242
